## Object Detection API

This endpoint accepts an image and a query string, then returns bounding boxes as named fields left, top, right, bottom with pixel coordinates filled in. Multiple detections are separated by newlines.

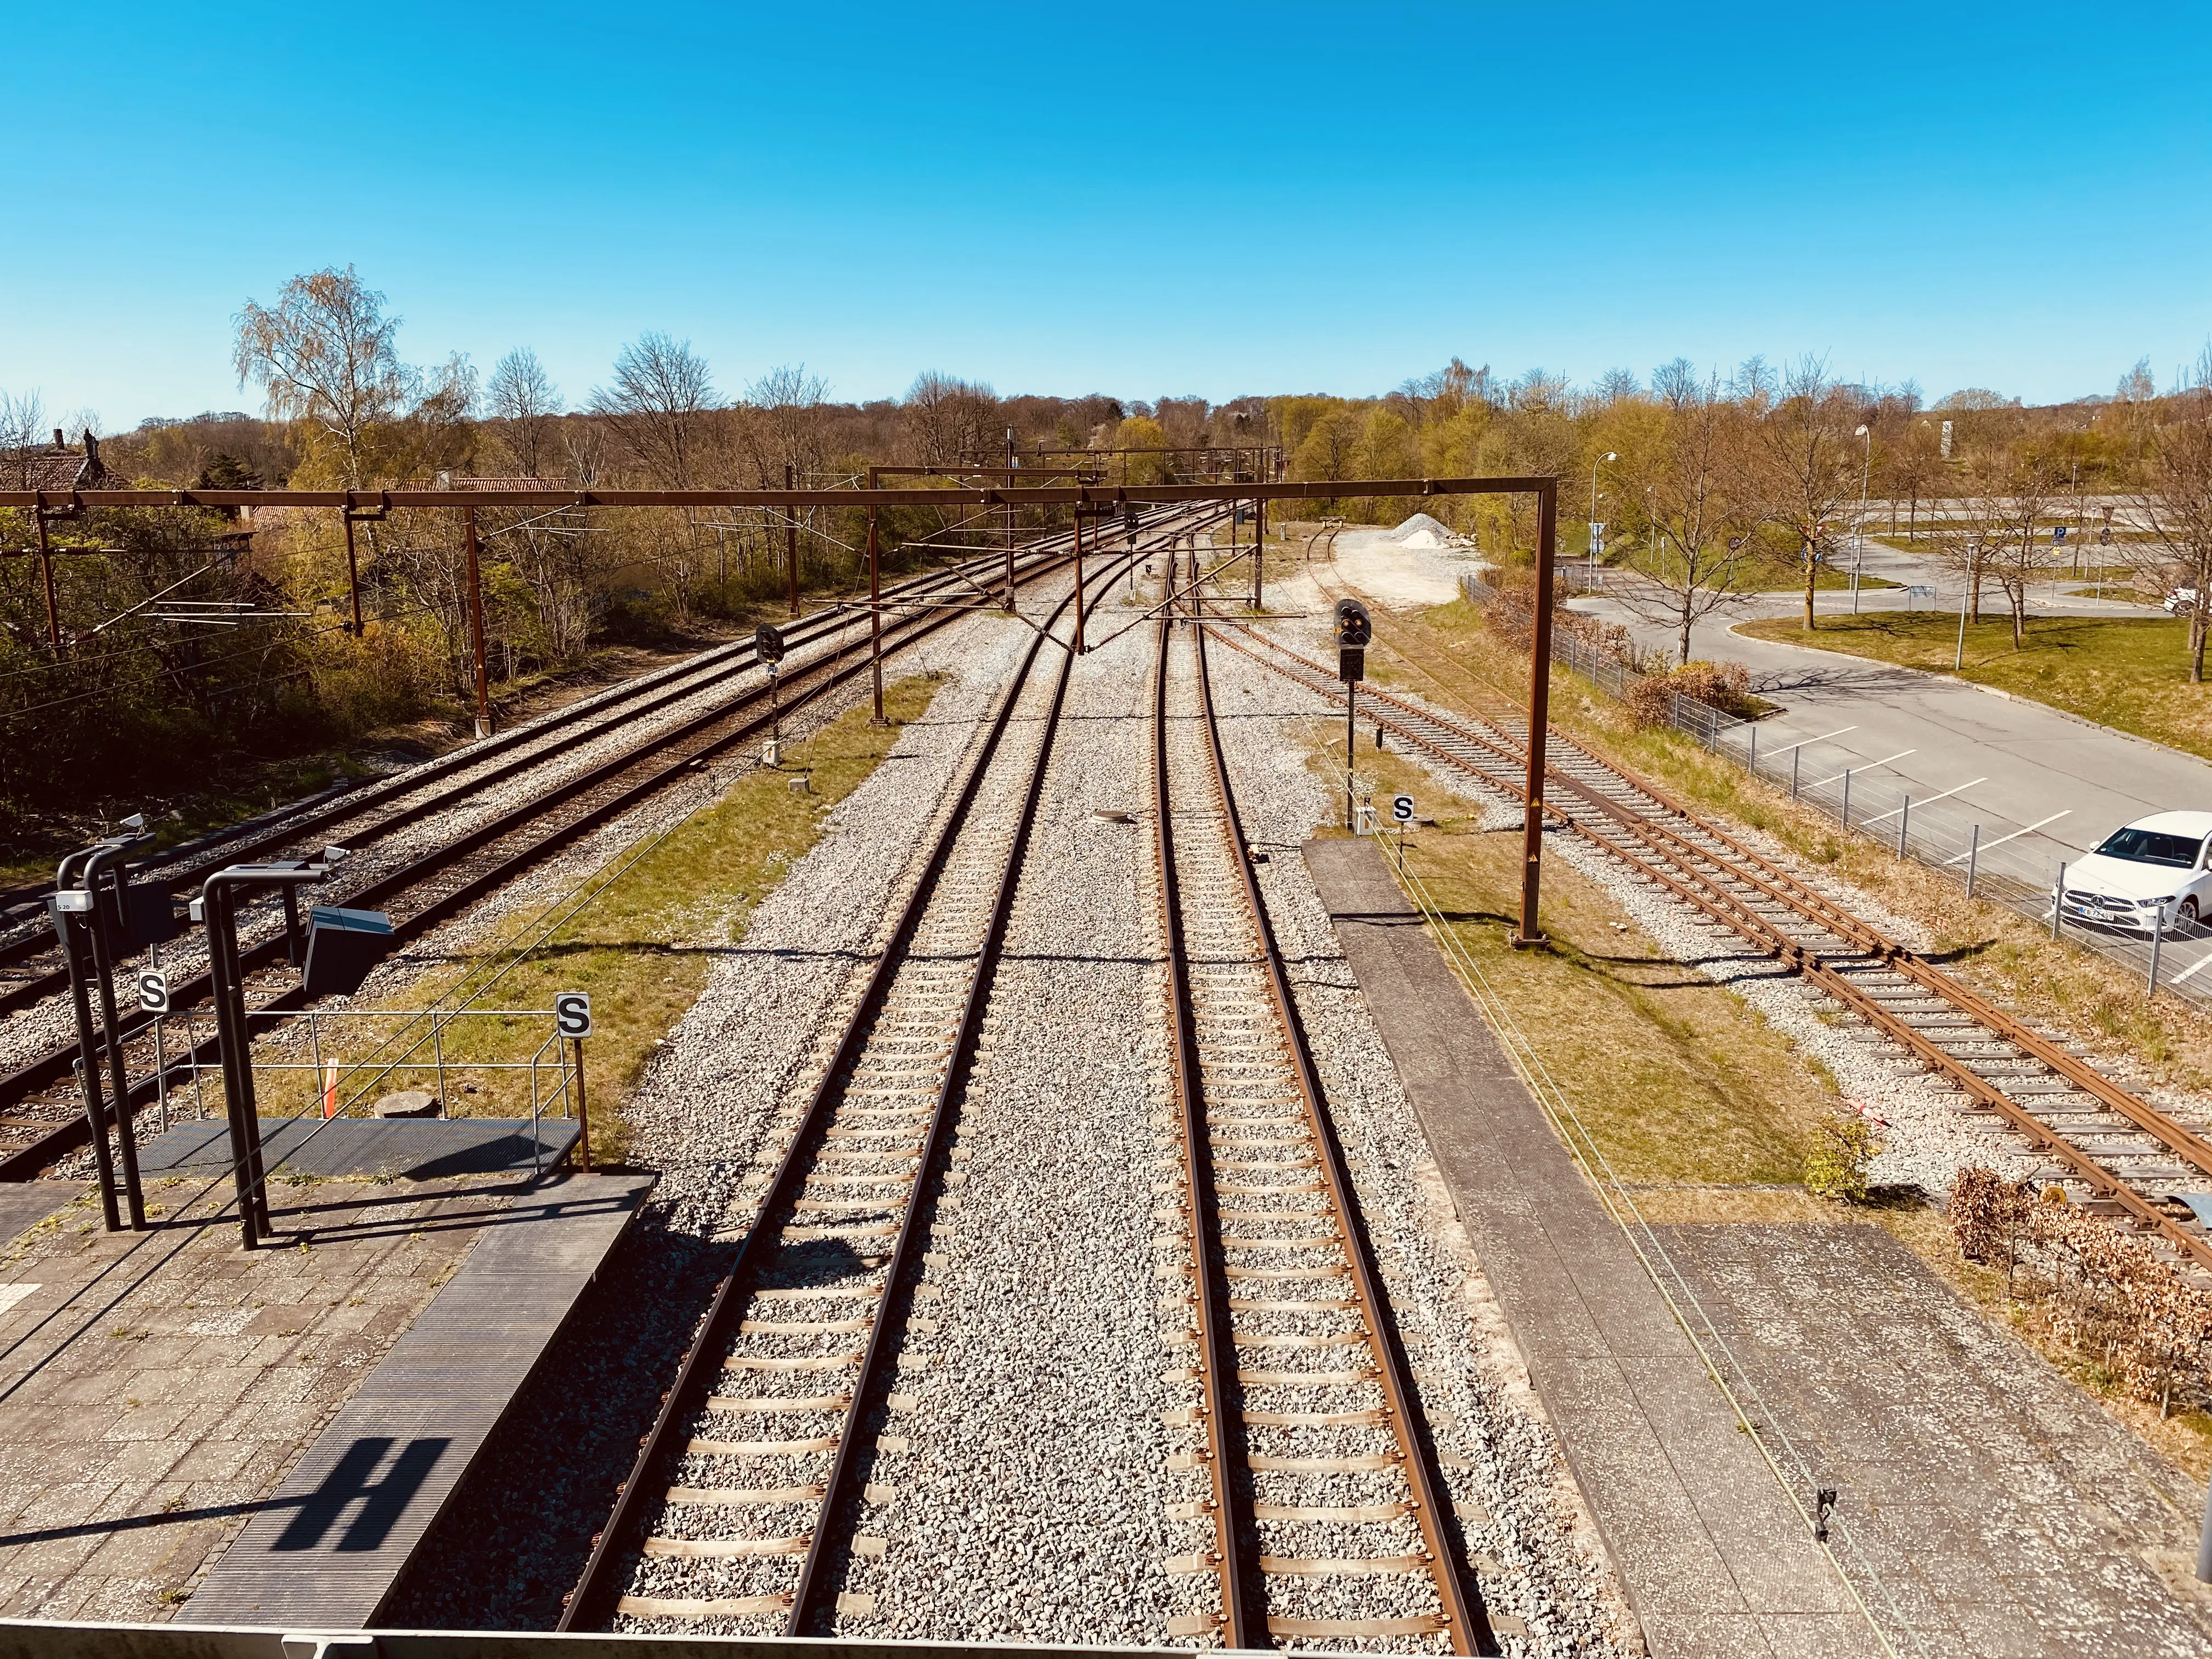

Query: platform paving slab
left=0, top=1182, right=82, bottom=1252
left=1301, top=836, right=2208, bottom=1657
left=179, top=1171, right=649, bottom=1629
left=0, top=1156, right=636, bottom=1628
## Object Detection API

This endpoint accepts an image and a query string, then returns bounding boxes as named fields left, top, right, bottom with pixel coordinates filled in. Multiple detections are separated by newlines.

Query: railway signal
left=1335, top=600, right=1373, bottom=832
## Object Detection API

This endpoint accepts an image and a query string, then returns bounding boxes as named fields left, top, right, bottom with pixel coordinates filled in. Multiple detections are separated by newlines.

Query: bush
left=1948, top=1165, right=2212, bottom=1413
left=1622, top=659, right=1759, bottom=730
left=1803, top=1111, right=1877, bottom=1201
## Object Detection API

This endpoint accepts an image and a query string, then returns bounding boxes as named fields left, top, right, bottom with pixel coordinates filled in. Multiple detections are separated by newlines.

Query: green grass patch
left=1736, top=611, right=2212, bottom=763
left=257, top=675, right=947, bottom=1166
left=1300, top=719, right=1835, bottom=1186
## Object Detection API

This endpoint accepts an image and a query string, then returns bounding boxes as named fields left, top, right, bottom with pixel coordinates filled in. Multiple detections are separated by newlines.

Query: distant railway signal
left=755, top=622, right=787, bottom=664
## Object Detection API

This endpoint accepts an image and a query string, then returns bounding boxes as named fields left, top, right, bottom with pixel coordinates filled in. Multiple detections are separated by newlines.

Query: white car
left=2164, top=589, right=2198, bottom=616
left=2056, top=811, right=2212, bottom=933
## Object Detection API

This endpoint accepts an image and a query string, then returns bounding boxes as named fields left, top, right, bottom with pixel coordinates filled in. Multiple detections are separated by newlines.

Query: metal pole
left=2149, top=914, right=2164, bottom=995
left=1791, top=747, right=1801, bottom=798
left=2054, top=862, right=2066, bottom=940
left=1346, top=678, right=1358, bottom=833
left=572, top=1037, right=592, bottom=1172
left=151, top=943, right=170, bottom=1135
left=1073, top=511, right=1087, bottom=654
left=1004, top=426, right=1016, bottom=613
left=1747, top=724, right=1756, bottom=777
left=1515, top=481, right=1558, bottom=946
left=867, top=505, right=884, bottom=721
left=342, top=510, right=364, bottom=635
left=1897, top=797, right=1910, bottom=859
left=1254, top=498, right=1266, bottom=610
left=1966, top=825, right=1980, bottom=898
left=785, top=462, right=800, bottom=618
left=1841, top=770, right=1851, bottom=833
left=54, top=904, right=122, bottom=1230
left=464, top=505, right=492, bottom=737
left=33, top=506, right=60, bottom=650
left=82, top=855, right=145, bottom=1228
left=204, top=887, right=264, bottom=1248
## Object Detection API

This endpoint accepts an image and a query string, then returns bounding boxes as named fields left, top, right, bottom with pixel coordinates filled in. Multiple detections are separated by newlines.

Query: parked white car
left=2164, top=588, right=2198, bottom=616
left=2056, top=811, right=2212, bottom=932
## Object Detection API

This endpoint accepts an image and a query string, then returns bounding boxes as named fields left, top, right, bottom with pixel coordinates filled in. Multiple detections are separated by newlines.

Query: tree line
left=2, top=260, right=2207, bottom=844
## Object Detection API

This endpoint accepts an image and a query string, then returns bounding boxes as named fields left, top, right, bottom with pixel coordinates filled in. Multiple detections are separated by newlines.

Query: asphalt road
left=1572, top=537, right=2210, bottom=858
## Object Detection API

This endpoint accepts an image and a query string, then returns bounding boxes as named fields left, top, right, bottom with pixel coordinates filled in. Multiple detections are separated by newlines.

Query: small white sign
left=1392, top=794, right=1415, bottom=825
left=136, top=970, right=169, bottom=1014
left=554, top=992, right=593, bottom=1039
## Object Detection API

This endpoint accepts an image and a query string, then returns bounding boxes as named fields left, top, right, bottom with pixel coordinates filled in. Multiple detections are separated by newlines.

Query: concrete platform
left=1307, top=835, right=2212, bottom=1657
left=179, top=1171, right=651, bottom=1629
left=0, top=1181, right=82, bottom=1250
left=1305, top=838, right=1883, bottom=1658
left=137, top=1119, right=581, bottom=1183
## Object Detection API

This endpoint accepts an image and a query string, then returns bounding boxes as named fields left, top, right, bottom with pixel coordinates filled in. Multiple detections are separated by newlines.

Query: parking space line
left=1860, top=777, right=1988, bottom=827
left=1805, top=748, right=1915, bottom=791
left=1940, top=810, right=2071, bottom=866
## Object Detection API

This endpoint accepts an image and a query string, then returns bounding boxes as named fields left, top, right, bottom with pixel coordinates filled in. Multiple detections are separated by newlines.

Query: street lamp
left=1852, top=424, right=1872, bottom=613
left=1589, top=452, right=1617, bottom=582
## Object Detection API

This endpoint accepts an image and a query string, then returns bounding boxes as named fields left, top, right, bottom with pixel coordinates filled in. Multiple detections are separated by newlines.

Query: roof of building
left=18, top=430, right=113, bottom=494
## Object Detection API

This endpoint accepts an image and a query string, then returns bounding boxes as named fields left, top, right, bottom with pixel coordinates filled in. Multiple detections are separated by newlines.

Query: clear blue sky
left=6, top=1, right=2205, bottom=431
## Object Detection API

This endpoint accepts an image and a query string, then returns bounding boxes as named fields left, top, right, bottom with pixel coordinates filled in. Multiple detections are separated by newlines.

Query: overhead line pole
left=786, top=462, right=800, bottom=618
left=1513, top=479, right=1559, bottom=947
left=462, top=505, right=492, bottom=737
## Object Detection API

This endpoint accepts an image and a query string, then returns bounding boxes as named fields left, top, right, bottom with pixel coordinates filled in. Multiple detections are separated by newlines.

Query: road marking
left=1940, top=810, right=2072, bottom=865
left=1805, top=748, right=1915, bottom=790
left=1860, top=777, right=1988, bottom=826
left=1760, top=724, right=1859, bottom=758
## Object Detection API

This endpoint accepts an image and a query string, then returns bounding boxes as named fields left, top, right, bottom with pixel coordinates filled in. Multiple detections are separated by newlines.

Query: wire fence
left=1459, top=573, right=2210, bottom=1009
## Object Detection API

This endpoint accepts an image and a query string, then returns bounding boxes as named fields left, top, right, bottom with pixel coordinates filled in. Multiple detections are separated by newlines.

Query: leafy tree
left=233, top=266, right=409, bottom=486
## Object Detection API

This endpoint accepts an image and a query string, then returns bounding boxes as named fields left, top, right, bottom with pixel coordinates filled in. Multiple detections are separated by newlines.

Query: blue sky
left=5, top=1, right=2205, bottom=430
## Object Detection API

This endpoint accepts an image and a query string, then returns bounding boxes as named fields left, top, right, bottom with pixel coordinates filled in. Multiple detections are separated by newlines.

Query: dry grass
left=1345, top=599, right=2212, bottom=1475
left=1298, top=719, right=1837, bottom=1188
left=257, top=676, right=947, bottom=1166
left=1389, top=599, right=2212, bottom=1092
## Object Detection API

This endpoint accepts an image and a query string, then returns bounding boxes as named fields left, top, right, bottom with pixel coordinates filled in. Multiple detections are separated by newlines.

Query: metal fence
left=1458, top=573, right=2207, bottom=1008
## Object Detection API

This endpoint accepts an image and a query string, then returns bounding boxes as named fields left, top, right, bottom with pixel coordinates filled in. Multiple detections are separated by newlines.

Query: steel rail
left=1150, top=549, right=1259, bottom=1649
left=1173, top=605, right=1486, bottom=1651
left=559, top=547, right=1125, bottom=1634
left=0, top=521, right=1190, bottom=1181
left=1207, top=624, right=2212, bottom=1274
left=0, top=536, right=1090, bottom=996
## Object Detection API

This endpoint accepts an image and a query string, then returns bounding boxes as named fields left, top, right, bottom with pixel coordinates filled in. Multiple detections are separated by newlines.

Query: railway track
left=0, top=535, right=1086, bottom=1012
left=1150, top=572, right=1487, bottom=1651
left=1208, top=617, right=2212, bottom=1282
left=556, top=544, right=1119, bottom=1636
left=1, top=515, right=1213, bottom=1181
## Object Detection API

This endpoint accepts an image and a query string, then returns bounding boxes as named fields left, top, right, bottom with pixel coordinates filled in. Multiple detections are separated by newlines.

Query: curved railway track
left=1, top=514, right=1216, bottom=1181
left=1151, top=568, right=1487, bottom=1652
left=1208, top=617, right=2212, bottom=1281
left=556, top=547, right=1122, bottom=1635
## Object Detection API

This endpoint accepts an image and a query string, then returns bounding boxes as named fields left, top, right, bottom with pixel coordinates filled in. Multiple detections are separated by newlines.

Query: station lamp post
left=1589, top=452, right=1616, bottom=579
left=1853, top=424, right=1872, bottom=613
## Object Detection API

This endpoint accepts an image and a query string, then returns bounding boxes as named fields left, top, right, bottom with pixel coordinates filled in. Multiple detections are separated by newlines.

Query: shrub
left=1803, top=1111, right=1877, bottom=1201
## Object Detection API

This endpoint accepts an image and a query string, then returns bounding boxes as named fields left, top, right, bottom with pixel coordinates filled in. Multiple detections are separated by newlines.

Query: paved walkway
left=0, top=1159, right=641, bottom=1626
left=1306, top=838, right=1867, bottom=1658
left=1306, top=836, right=2212, bottom=1658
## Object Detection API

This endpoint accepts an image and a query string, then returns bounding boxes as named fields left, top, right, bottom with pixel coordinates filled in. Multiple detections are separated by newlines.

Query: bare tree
left=0, top=389, right=47, bottom=489
left=486, top=348, right=562, bottom=476
left=1977, top=452, right=2063, bottom=648
left=590, top=332, right=714, bottom=486
left=901, top=372, right=997, bottom=468
left=2131, top=346, right=2212, bottom=680
left=233, top=266, right=409, bottom=485
left=1652, top=358, right=1701, bottom=411
left=1881, top=418, right=1948, bottom=540
left=1753, top=358, right=1862, bottom=628
left=746, top=363, right=829, bottom=481
left=1615, top=380, right=1763, bottom=664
